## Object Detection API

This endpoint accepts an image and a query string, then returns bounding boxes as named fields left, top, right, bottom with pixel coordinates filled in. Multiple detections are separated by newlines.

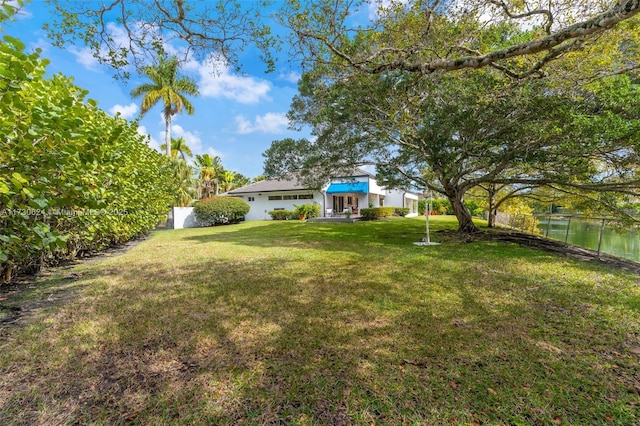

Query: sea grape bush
left=0, top=36, right=175, bottom=282
left=193, top=197, right=250, bottom=225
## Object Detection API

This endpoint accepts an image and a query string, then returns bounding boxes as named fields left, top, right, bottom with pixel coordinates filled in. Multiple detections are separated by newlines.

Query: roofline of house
left=227, top=188, right=320, bottom=195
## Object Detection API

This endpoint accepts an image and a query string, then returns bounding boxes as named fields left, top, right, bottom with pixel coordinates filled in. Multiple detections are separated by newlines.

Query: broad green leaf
left=11, top=172, right=28, bottom=184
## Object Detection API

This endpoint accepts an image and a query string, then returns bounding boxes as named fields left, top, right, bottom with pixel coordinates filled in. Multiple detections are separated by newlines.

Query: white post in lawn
left=414, top=188, right=441, bottom=246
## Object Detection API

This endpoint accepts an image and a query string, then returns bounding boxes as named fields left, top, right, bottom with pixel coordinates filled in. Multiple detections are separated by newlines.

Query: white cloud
left=367, top=0, right=409, bottom=20
left=170, top=124, right=204, bottom=155
left=234, top=116, right=253, bottom=135
left=206, top=147, right=224, bottom=159
left=279, top=70, right=301, bottom=84
left=137, top=125, right=161, bottom=152
left=234, top=113, right=289, bottom=135
left=68, top=46, right=100, bottom=71
left=106, top=21, right=140, bottom=49
left=68, top=21, right=144, bottom=72
left=447, top=0, right=592, bottom=31
left=142, top=123, right=204, bottom=156
left=194, top=56, right=271, bottom=104
left=109, top=103, right=139, bottom=119
left=29, top=38, right=49, bottom=54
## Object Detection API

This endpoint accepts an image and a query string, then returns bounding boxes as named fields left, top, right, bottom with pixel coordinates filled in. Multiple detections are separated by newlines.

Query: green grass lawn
left=1, top=216, right=639, bottom=425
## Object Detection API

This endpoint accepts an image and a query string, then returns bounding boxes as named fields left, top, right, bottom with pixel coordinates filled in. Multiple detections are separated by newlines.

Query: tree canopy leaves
left=44, top=0, right=278, bottom=77
left=265, top=63, right=640, bottom=231
left=130, top=55, right=199, bottom=157
left=280, top=0, right=640, bottom=81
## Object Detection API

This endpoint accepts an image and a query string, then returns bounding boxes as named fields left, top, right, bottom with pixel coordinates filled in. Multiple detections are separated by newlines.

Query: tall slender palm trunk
left=165, top=114, right=172, bottom=158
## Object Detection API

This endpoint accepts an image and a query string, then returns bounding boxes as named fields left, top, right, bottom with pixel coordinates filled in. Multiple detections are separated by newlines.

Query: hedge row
left=360, top=207, right=397, bottom=220
left=268, top=210, right=297, bottom=220
left=0, top=36, right=175, bottom=283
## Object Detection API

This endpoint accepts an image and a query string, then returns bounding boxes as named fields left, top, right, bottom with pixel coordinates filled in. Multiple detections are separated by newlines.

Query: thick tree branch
left=487, top=0, right=554, bottom=34
left=298, top=0, right=639, bottom=77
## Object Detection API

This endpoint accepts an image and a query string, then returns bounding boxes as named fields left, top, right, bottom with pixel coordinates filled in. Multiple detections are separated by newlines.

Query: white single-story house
left=225, top=168, right=419, bottom=221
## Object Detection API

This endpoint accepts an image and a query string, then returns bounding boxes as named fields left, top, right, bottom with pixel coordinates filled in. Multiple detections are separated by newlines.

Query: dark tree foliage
left=264, top=68, right=640, bottom=232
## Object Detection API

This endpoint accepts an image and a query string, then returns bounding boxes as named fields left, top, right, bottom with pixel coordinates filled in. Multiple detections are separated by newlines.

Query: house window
left=248, top=196, right=255, bottom=202
left=268, top=195, right=283, bottom=200
left=283, top=195, right=298, bottom=200
left=298, top=194, right=313, bottom=200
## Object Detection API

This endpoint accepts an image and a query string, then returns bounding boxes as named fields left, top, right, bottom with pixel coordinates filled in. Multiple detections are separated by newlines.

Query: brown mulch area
left=435, top=228, right=640, bottom=275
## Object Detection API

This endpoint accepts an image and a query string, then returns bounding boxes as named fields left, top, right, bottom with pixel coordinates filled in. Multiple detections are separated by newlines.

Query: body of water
left=536, top=217, right=639, bottom=263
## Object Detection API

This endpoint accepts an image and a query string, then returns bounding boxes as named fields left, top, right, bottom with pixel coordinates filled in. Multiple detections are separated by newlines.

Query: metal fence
left=491, top=212, right=638, bottom=260
left=492, top=211, right=540, bottom=235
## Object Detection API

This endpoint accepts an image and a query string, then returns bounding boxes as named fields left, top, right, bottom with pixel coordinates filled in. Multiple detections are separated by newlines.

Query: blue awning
left=326, top=182, right=369, bottom=194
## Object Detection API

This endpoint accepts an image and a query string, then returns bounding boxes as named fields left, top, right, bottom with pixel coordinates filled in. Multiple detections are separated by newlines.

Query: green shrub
left=193, top=197, right=249, bottom=225
left=419, top=198, right=484, bottom=216
left=360, top=207, right=395, bottom=220
left=394, top=207, right=410, bottom=217
left=465, top=200, right=485, bottom=217
left=418, top=199, right=426, bottom=215
left=0, top=37, right=175, bottom=282
left=430, top=199, right=453, bottom=215
left=378, top=207, right=396, bottom=217
left=360, top=208, right=378, bottom=220
left=309, top=204, right=321, bottom=218
left=293, top=203, right=320, bottom=219
left=268, top=210, right=296, bottom=220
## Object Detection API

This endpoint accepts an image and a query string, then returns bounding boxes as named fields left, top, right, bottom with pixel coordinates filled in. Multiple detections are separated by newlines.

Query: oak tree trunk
left=447, top=190, right=479, bottom=233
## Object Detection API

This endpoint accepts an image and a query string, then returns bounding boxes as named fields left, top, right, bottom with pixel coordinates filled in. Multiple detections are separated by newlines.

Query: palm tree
left=131, top=55, right=199, bottom=158
left=220, top=170, right=237, bottom=193
left=161, top=137, right=193, bottom=161
left=170, top=159, right=197, bottom=207
left=194, top=154, right=223, bottom=198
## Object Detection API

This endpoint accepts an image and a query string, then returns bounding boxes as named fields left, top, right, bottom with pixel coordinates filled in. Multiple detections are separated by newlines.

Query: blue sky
left=3, top=1, right=331, bottom=179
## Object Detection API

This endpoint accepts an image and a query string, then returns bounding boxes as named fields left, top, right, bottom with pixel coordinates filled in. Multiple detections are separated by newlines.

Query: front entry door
left=333, top=195, right=344, bottom=213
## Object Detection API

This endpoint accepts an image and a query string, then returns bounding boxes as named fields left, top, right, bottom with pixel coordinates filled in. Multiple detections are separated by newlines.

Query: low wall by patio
left=172, top=207, right=199, bottom=229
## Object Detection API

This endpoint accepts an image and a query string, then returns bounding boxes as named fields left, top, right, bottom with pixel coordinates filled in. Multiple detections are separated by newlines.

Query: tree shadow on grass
left=1, top=220, right=639, bottom=424
left=178, top=219, right=442, bottom=252
left=0, top=256, right=398, bottom=424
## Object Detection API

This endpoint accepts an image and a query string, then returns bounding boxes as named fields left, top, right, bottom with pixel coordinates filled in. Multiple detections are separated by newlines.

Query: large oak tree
left=264, top=67, right=640, bottom=232
left=42, top=1, right=639, bottom=79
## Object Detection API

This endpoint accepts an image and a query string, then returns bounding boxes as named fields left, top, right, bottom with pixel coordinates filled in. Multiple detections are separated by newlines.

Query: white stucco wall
left=172, top=206, right=198, bottom=229
left=368, top=177, right=385, bottom=195
left=232, top=191, right=324, bottom=221
left=384, top=190, right=420, bottom=216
